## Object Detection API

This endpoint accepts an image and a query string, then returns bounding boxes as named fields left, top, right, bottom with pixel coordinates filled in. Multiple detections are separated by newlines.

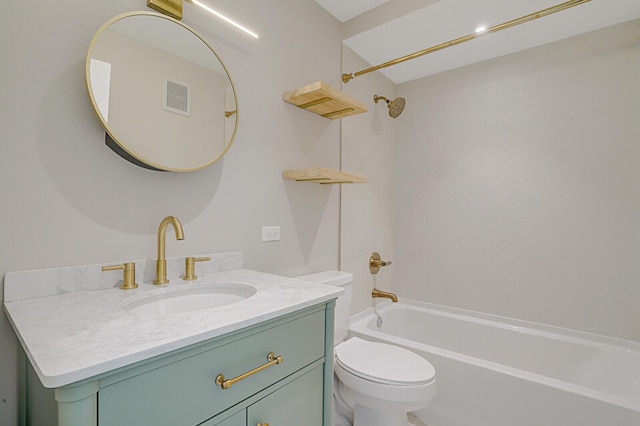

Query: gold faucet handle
left=102, top=262, right=138, bottom=290
left=369, top=252, right=392, bottom=274
left=183, top=257, right=211, bottom=281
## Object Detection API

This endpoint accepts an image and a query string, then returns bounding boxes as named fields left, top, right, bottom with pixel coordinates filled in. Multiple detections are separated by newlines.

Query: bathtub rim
left=348, top=299, right=640, bottom=413
left=352, top=299, right=640, bottom=352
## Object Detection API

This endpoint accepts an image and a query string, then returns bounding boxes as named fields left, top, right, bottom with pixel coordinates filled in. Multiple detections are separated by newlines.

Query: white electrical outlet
left=262, top=226, right=280, bottom=242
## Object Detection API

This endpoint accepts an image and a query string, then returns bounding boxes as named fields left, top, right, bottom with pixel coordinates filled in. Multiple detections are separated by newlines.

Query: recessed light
left=475, top=25, right=487, bottom=34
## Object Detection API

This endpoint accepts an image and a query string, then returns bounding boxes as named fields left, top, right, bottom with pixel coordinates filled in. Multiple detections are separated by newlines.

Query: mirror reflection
left=86, top=12, right=238, bottom=172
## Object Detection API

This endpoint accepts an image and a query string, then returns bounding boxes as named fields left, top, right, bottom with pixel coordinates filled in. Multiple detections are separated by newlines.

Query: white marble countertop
left=3, top=253, right=342, bottom=388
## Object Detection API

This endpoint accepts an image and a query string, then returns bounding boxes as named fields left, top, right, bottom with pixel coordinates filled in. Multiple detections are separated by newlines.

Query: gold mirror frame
left=85, top=11, right=239, bottom=172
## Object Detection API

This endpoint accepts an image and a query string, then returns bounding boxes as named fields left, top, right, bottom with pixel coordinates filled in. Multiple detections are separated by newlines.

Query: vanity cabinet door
left=248, top=365, right=324, bottom=426
left=200, top=410, right=245, bottom=426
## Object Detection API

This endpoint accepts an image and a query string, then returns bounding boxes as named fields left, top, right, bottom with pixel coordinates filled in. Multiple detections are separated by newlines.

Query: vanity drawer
left=98, top=309, right=326, bottom=426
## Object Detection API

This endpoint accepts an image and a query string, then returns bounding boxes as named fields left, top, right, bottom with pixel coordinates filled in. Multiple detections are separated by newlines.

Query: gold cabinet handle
left=102, top=262, right=138, bottom=290
left=183, top=256, right=211, bottom=281
left=215, top=352, right=283, bottom=390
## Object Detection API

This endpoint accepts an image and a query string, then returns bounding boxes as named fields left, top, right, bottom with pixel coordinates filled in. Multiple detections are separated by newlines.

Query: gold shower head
left=374, top=94, right=406, bottom=118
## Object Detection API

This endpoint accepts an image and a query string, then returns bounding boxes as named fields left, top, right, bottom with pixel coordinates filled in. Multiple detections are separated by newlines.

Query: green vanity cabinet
left=204, top=365, right=324, bottom=426
left=49, top=301, right=335, bottom=426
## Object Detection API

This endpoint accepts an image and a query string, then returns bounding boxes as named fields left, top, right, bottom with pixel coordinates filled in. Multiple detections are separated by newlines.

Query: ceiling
left=314, top=0, right=390, bottom=23
left=315, top=0, right=640, bottom=84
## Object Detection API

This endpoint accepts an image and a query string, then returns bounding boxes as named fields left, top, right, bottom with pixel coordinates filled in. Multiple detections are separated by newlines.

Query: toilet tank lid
left=297, top=270, right=353, bottom=287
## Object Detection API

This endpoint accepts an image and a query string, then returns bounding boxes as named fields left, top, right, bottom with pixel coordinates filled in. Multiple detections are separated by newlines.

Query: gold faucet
left=372, top=288, right=398, bottom=302
left=153, top=216, right=185, bottom=285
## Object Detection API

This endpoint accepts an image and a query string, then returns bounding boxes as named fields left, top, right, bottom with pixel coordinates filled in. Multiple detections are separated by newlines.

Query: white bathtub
left=348, top=299, right=640, bottom=426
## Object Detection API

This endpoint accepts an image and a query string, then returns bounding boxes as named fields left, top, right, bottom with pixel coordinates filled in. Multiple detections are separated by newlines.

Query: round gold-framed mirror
left=85, top=11, right=238, bottom=172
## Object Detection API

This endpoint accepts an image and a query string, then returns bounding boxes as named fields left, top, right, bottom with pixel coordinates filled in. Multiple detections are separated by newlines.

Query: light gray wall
left=0, top=0, right=342, bottom=423
left=395, top=20, right=640, bottom=340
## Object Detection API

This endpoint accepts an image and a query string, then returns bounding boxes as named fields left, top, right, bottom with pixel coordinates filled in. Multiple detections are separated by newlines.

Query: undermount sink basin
left=122, top=283, right=257, bottom=315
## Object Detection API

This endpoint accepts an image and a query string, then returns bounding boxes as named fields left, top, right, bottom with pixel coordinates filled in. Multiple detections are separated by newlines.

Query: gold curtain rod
left=342, top=0, right=591, bottom=83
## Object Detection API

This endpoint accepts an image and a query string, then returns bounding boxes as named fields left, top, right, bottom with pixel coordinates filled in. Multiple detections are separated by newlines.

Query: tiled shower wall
left=341, top=46, right=398, bottom=315
left=394, top=20, right=640, bottom=340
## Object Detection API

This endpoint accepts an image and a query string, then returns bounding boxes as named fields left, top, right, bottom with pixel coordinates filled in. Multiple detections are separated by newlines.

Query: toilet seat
left=335, top=337, right=435, bottom=386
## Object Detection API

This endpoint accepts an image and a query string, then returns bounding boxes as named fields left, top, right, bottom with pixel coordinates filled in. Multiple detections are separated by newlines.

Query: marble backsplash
left=4, top=251, right=243, bottom=302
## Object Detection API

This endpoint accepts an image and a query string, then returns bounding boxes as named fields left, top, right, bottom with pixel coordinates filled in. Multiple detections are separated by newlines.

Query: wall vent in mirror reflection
left=163, top=79, right=191, bottom=116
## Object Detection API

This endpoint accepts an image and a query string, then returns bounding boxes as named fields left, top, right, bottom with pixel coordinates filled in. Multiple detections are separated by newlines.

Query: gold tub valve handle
left=257, top=423, right=270, bottom=426
left=369, top=252, right=392, bottom=274
left=102, top=262, right=138, bottom=290
left=183, top=256, right=211, bottom=281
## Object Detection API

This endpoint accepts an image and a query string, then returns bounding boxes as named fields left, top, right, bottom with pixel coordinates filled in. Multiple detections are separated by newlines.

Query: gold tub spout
left=372, top=288, right=398, bottom=303
left=154, top=216, right=185, bottom=285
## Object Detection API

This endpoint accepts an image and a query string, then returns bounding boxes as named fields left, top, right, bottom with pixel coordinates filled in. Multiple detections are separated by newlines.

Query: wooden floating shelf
left=283, top=168, right=368, bottom=184
left=283, top=81, right=367, bottom=119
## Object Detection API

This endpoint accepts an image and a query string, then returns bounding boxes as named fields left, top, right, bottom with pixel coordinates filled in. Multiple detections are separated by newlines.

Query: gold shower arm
left=342, top=0, right=591, bottom=83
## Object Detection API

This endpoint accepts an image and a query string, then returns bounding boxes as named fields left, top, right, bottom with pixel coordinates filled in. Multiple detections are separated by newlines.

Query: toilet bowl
left=298, top=271, right=437, bottom=426
left=335, top=336, right=436, bottom=425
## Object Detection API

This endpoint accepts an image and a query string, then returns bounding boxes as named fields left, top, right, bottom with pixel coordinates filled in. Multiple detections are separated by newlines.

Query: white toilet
left=298, top=271, right=437, bottom=426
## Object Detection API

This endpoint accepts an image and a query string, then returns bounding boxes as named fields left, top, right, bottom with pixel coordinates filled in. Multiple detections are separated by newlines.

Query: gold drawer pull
left=215, top=352, right=283, bottom=390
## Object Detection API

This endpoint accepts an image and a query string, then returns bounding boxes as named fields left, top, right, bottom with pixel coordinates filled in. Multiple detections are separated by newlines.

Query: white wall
left=341, top=46, right=398, bottom=315
left=395, top=20, right=640, bottom=340
left=0, top=1, right=343, bottom=423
